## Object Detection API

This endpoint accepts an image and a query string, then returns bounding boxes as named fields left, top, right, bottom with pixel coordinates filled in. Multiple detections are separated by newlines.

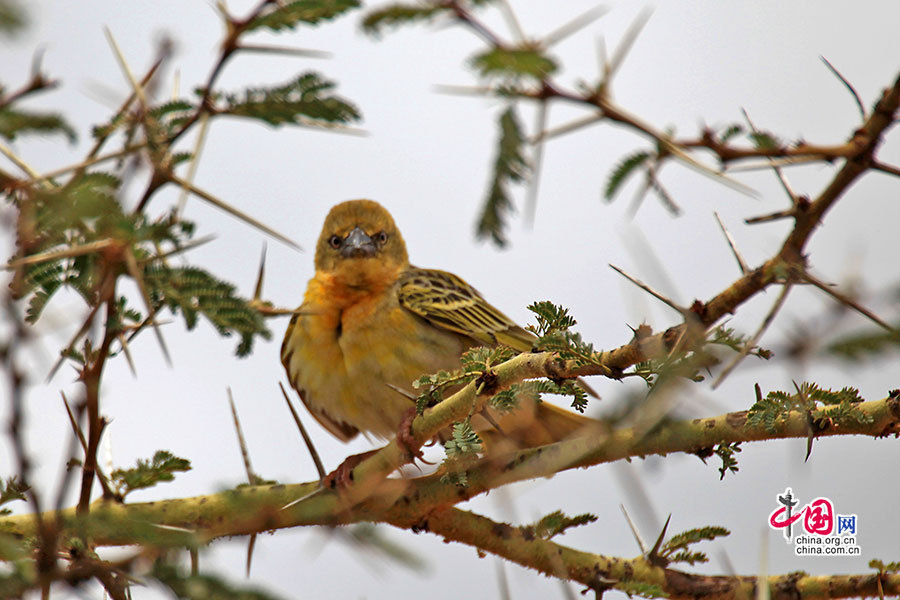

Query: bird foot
left=397, top=407, right=425, bottom=463
left=322, top=449, right=378, bottom=489
left=322, top=408, right=426, bottom=489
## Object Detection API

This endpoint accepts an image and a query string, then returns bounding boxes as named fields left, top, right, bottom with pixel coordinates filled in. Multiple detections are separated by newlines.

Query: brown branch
left=76, top=274, right=118, bottom=513
left=4, top=396, right=899, bottom=543
left=391, top=507, right=900, bottom=600
left=0, top=69, right=59, bottom=112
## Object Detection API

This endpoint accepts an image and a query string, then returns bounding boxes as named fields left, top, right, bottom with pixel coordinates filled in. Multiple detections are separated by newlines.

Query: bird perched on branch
left=281, top=199, right=594, bottom=479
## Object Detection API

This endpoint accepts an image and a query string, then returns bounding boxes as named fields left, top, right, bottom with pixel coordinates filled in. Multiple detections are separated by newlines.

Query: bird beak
left=341, top=227, right=377, bottom=258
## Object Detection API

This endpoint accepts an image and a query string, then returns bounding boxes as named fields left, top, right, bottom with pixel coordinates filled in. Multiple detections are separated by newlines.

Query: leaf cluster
left=10, top=171, right=272, bottom=356
left=488, top=379, right=586, bottom=414
left=153, top=563, right=284, bottom=600
left=605, top=150, right=650, bottom=201
left=707, top=325, right=772, bottom=359
left=870, top=559, right=900, bottom=574
left=15, top=173, right=171, bottom=321
left=527, top=301, right=599, bottom=370
left=361, top=3, right=444, bottom=35
left=828, top=327, right=900, bottom=362
left=714, top=442, right=741, bottom=480
left=0, top=477, right=28, bottom=517
left=110, top=450, right=191, bottom=498
left=471, top=46, right=558, bottom=82
left=143, top=264, right=271, bottom=357
left=412, top=345, right=515, bottom=414
left=0, top=107, right=75, bottom=143
left=247, top=0, right=360, bottom=32
left=633, top=326, right=769, bottom=389
left=660, top=526, right=730, bottom=566
left=525, top=510, right=598, bottom=540
left=748, top=382, right=872, bottom=433
left=214, top=72, right=360, bottom=128
left=440, top=421, right=482, bottom=487
left=477, top=106, right=529, bottom=247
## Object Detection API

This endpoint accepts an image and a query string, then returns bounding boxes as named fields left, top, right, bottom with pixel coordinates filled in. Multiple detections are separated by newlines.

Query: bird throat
left=319, top=260, right=402, bottom=311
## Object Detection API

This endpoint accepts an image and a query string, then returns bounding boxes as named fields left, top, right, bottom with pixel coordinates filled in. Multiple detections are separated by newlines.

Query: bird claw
left=322, top=408, right=427, bottom=490
left=397, top=407, right=425, bottom=463
left=322, top=449, right=378, bottom=489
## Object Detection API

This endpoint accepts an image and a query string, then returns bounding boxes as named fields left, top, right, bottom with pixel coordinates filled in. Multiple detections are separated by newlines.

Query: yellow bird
left=281, top=200, right=593, bottom=463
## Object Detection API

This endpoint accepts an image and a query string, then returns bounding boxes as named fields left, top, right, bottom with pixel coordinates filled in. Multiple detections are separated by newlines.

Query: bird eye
left=375, top=231, right=388, bottom=245
left=328, top=235, right=342, bottom=249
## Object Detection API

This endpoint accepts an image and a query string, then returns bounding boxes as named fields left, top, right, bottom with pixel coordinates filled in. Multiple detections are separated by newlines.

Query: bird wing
left=298, top=389, right=360, bottom=442
left=397, top=267, right=535, bottom=351
left=281, top=313, right=360, bottom=442
left=398, top=267, right=600, bottom=400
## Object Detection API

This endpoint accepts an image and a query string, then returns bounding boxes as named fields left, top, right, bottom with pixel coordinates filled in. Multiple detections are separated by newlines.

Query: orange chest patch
left=303, top=270, right=401, bottom=337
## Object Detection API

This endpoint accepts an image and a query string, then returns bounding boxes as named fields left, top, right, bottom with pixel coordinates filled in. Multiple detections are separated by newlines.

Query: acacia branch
left=3, top=395, right=897, bottom=543
left=390, top=507, right=900, bottom=600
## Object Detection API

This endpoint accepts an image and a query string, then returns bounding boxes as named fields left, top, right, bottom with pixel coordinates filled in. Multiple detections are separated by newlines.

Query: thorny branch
left=1, top=2, right=899, bottom=598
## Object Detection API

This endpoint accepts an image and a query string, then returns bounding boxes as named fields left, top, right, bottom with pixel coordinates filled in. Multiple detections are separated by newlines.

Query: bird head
left=315, top=199, right=409, bottom=289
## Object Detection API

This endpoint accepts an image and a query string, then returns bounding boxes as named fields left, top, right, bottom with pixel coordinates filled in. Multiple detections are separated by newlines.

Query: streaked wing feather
left=398, top=267, right=535, bottom=351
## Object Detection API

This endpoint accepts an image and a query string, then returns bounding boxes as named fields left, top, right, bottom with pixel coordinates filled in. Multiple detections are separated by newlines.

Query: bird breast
left=287, top=275, right=470, bottom=439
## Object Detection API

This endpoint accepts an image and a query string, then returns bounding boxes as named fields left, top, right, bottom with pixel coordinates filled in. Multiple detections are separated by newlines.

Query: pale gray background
left=2, top=1, right=900, bottom=598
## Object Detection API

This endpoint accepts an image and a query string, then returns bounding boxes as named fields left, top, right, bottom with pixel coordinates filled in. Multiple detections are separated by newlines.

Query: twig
left=165, top=172, right=301, bottom=250
left=146, top=234, right=217, bottom=263
left=712, top=283, right=792, bottom=389
left=0, top=64, right=58, bottom=111
left=497, top=0, right=525, bottom=43
left=620, top=504, right=647, bottom=554
left=714, top=211, right=748, bottom=274
left=820, top=56, right=866, bottom=122
left=228, top=387, right=262, bottom=485
left=116, top=333, right=137, bottom=377
left=607, top=8, right=652, bottom=81
left=104, top=27, right=148, bottom=108
left=724, top=154, right=826, bottom=172
left=644, top=160, right=680, bottom=215
left=608, top=264, right=687, bottom=316
left=29, top=144, right=147, bottom=183
left=6, top=239, right=116, bottom=270
left=530, top=111, right=603, bottom=144
left=175, top=112, right=211, bottom=217
left=872, top=160, right=900, bottom=178
left=46, top=300, right=106, bottom=383
left=524, top=100, right=547, bottom=227
left=61, top=392, right=116, bottom=499
left=123, top=247, right=172, bottom=365
left=253, top=243, right=267, bottom=302
left=543, top=5, right=609, bottom=49
left=235, top=43, right=331, bottom=58
left=279, top=382, right=326, bottom=480
left=801, top=271, right=896, bottom=333
left=741, top=108, right=797, bottom=203
left=0, top=139, right=46, bottom=184
left=744, top=208, right=796, bottom=225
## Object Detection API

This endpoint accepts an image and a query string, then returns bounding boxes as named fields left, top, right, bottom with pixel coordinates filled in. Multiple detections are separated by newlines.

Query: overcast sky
left=3, top=1, right=900, bottom=598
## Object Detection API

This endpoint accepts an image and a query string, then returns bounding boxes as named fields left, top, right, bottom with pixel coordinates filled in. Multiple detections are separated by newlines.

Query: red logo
left=769, top=496, right=834, bottom=535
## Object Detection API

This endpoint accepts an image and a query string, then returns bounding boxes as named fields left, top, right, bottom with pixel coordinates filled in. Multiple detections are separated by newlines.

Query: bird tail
left=476, top=398, right=601, bottom=451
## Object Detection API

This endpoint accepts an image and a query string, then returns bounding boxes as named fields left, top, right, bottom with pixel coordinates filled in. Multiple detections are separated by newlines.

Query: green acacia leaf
left=215, top=72, right=360, bottom=128
left=361, top=3, right=445, bottom=35
left=247, top=0, right=359, bottom=32
left=0, top=107, right=76, bottom=142
left=143, top=264, right=271, bottom=356
left=605, top=150, right=649, bottom=200
left=471, top=47, right=558, bottom=81
left=110, top=450, right=192, bottom=497
left=476, top=106, right=528, bottom=246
